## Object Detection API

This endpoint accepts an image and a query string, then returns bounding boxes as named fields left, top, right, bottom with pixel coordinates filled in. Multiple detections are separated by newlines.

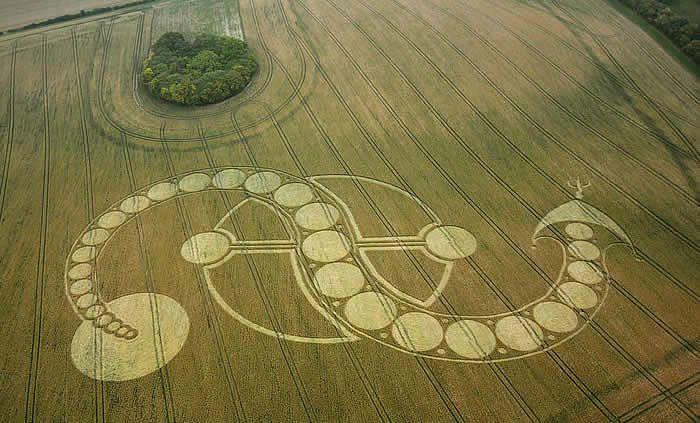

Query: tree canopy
left=142, top=32, right=258, bottom=105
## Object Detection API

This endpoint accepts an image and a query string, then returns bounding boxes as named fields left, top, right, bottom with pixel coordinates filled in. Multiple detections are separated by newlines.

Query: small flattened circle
left=567, top=261, right=605, bottom=285
left=558, top=282, right=598, bottom=309
left=68, top=263, right=92, bottom=280
left=76, top=293, right=98, bottom=309
left=69, top=279, right=93, bottom=296
left=295, top=203, right=340, bottom=231
left=344, top=292, right=398, bottom=330
left=533, top=302, right=579, bottom=333
left=301, top=231, right=351, bottom=263
left=82, top=229, right=110, bottom=246
left=181, top=232, right=230, bottom=265
left=495, top=316, right=544, bottom=352
left=84, top=305, right=105, bottom=319
left=120, top=195, right=151, bottom=214
left=445, top=320, right=496, bottom=359
left=565, top=222, right=593, bottom=240
left=95, top=313, right=114, bottom=327
left=72, top=246, right=96, bottom=263
left=391, top=312, right=444, bottom=352
left=147, top=182, right=178, bottom=201
left=179, top=173, right=211, bottom=192
left=313, top=262, right=365, bottom=298
left=212, top=169, right=246, bottom=189
left=274, top=183, right=314, bottom=208
left=425, top=226, right=477, bottom=260
left=567, top=240, right=600, bottom=261
left=244, top=171, right=281, bottom=194
left=98, top=211, right=127, bottom=229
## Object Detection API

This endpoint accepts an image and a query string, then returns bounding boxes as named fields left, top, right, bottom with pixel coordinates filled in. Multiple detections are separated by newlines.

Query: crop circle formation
left=142, top=32, right=258, bottom=106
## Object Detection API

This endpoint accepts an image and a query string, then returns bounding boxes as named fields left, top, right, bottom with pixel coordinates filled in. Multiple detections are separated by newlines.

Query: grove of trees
left=142, top=32, right=258, bottom=105
left=618, top=0, right=700, bottom=65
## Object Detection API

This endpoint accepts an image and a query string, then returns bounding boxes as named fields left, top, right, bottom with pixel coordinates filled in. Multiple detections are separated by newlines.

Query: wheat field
left=0, top=0, right=699, bottom=421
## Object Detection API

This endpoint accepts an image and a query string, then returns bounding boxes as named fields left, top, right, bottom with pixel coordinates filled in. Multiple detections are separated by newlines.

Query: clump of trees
left=617, top=0, right=700, bottom=65
left=142, top=32, right=257, bottom=105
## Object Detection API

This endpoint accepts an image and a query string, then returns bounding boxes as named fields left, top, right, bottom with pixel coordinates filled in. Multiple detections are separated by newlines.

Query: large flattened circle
left=445, top=320, right=496, bottom=359
left=391, top=312, right=444, bottom=352
left=71, top=293, right=189, bottom=381
left=425, top=226, right=477, bottom=260
left=495, top=316, right=544, bottom=352
left=301, top=230, right=351, bottom=263
left=181, top=232, right=230, bottom=265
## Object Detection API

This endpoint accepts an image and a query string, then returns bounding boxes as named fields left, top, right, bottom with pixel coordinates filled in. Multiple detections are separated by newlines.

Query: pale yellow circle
left=565, top=223, right=593, bottom=240
left=344, top=292, right=397, bottom=330
left=72, top=246, right=96, bottom=263
left=181, top=232, right=230, bottom=265
left=391, top=312, right=444, bottom=352
left=313, top=262, right=365, bottom=298
left=425, top=226, right=477, bottom=260
left=69, top=279, right=93, bottom=296
left=69, top=263, right=92, bottom=280
left=212, top=169, right=246, bottom=189
left=533, top=302, right=579, bottom=333
left=147, top=182, right=178, bottom=201
left=558, top=282, right=598, bottom=309
left=82, top=229, right=109, bottom=246
left=84, top=305, right=105, bottom=319
left=567, top=240, right=600, bottom=261
left=274, top=183, right=314, bottom=208
left=295, top=203, right=340, bottom=231
left=179, top=173, right=211, bottom=192
left=95, top=313, right=113, bottom=327
left=71, top=293, right=189, bottom=381
left=567, top=261, right=605, bottom=285
left=120, top=195, right=151, bottom=213
left=98, top=211, right=127, bottom=229
left=445, top=320, right=496, bottom=359
left=301, top=230, right=351, bottom=263
left=76, top=293, right=98, bottom=308
left=495, top=316, right=544, bottom=352
left=244, top=171, right=281, bottom=194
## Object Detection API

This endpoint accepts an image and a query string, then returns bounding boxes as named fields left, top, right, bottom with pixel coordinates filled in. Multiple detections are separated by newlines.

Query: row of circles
left=68, top=168, right=301, bottom=338
left=309, top=221, right=607, bottom=359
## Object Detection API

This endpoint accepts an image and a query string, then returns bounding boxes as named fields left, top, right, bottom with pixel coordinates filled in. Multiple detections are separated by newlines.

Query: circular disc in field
left=495, top=316, right=543, bottom=352
left=425, top=226, right=476, bottom=260
left=533, top=302, right=578, bottom=333
left=82, top=229, right=109, bottom=246
left=344, top=292, right=397, bottom=330
left=120, top=195, right=151, bottom=214
left=98, top=211, right=127, bottom=229
left=301, top=230, right=351, bottom=263
left=71, top=246, right=96, bottom=263
left=567, top=261, right=605, bottom=285
left=558, top=282, right=598, bottom=309
left=565, top=223, right=593, bottom=240
left=295, top=203, right=340, bottom=230
left=68, top=263, right=92, bottom=280
left=212, top=169, right=246, bottom=189
left=274, top=183, right=314, bottom=208
left=147, top=182, right=179, bottom=201
left=179, top=173, right=211, bottom=192
left=244, top=172, right=281, bottom=194
left=181, top=232, right=230, bottom=264
left=445, top=320, right=496, bottom=359
left=71, top=293, right=189, bottom=381
left=567, top=240, right=600, bottom=261
left=391, top=312, right=444, bottom=352
left=313, top=262, right=365, bottom=298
